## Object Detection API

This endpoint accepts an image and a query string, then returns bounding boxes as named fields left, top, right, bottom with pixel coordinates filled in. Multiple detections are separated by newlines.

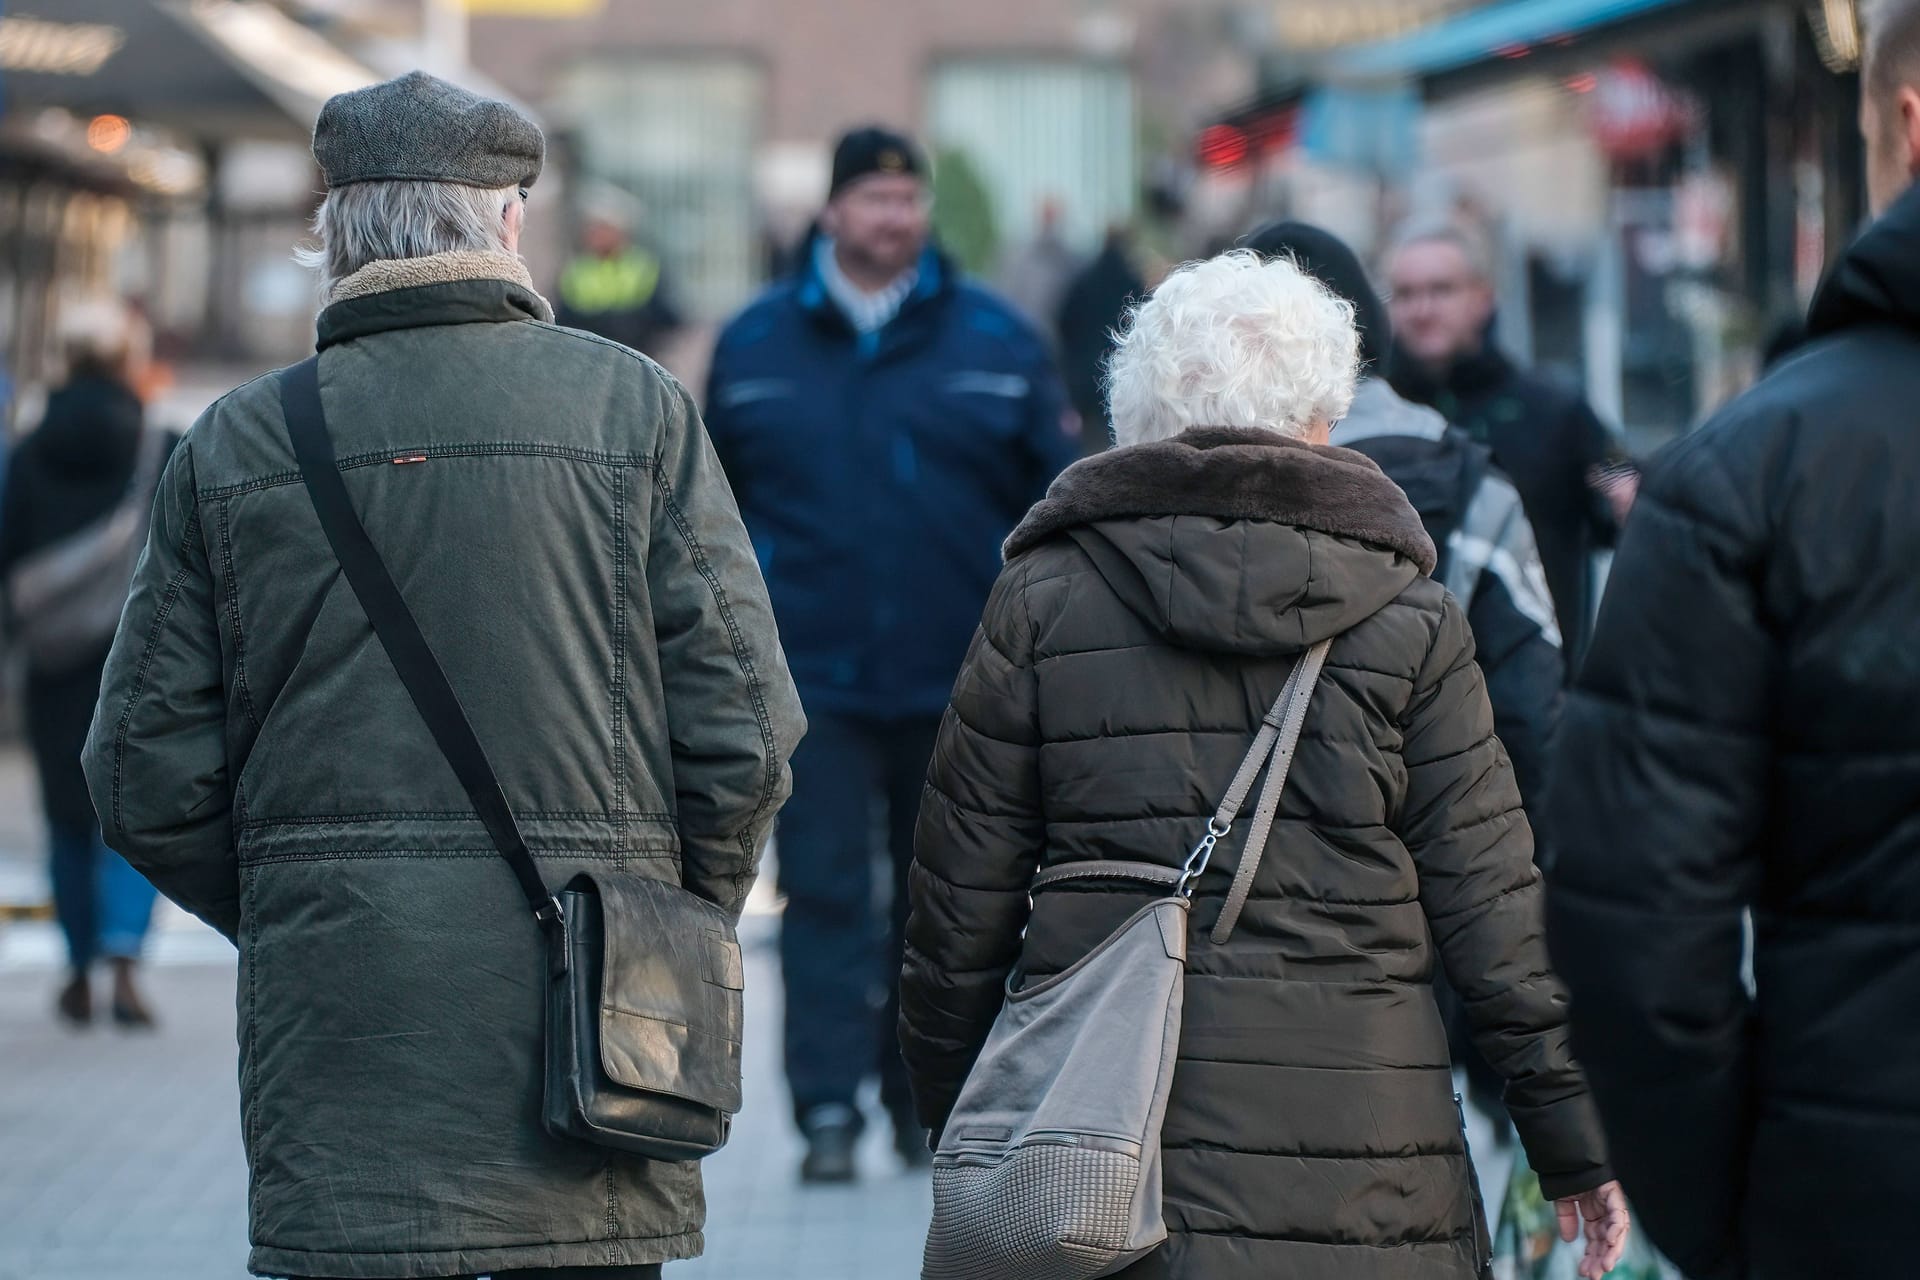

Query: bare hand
left=1556, top=1179, right=1631, bottom=1278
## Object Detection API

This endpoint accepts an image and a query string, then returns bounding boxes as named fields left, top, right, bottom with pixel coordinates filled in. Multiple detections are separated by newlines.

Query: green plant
left=931, top=146, right=999, bottom=276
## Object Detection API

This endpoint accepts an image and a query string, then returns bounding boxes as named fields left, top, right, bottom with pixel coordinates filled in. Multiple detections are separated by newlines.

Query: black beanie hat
left=1245, top=220, right=1390, bottom=371
left=830, top=126, right=926, bottom=197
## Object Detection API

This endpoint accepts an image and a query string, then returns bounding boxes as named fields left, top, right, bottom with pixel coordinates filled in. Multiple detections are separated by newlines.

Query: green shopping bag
left=1490, top=1146, right=1669, bottom=1280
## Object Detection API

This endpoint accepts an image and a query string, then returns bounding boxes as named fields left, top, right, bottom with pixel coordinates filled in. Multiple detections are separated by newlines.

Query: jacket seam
left=611, top=466, right=630, bottom=869
left=215, top=499, right=261, bottom=733
left=249, top=1227, right=704, bottom=1258
left=244, top=869, right=260, bottom=1231
left=240, top=847, right=679, bottom=867
left=605, top=1166, right=619, bottom=1260
left=238, top=809, right=674, bottom=827
left=652, top=446, right=780, bottom=903
left=109, top=505, right=203, bottom=839
left=195, top=445, right=660, bottom=500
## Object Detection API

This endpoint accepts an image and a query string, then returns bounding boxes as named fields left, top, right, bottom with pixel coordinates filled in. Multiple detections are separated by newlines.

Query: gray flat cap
left=314, top=71, right=544, bottom=191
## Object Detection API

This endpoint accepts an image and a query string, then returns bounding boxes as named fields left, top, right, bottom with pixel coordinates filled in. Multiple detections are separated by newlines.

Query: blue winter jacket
left=706, top=248, right=1074, bottom=717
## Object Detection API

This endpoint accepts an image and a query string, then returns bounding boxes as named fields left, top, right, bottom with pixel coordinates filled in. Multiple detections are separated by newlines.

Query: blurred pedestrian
left=1385, top=221, right=1630, bottom=675
left=1056, top=224, right=1144, bottom=453
left=0, top=298, right=168, bottom=1029
left=81, top=71, right=802, bottom=1279
left=1546, top=5, right=1920, bottom=1278
left=901, top=251, right=1627, bottom=1279
left=992, top=195, right=1083, bottom=341
left=1251, top=221, right=1563, bottom=821
left=705, top=124, right=1073, bottom=1184
left=554, top=206, right=684, bottom=358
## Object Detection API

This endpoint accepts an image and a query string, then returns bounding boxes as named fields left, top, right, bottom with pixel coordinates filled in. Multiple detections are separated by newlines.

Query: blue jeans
left=48, top=820, right=156, bottom=971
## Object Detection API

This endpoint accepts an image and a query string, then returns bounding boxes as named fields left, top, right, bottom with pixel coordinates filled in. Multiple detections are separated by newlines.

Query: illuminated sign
left=1274, top=0, right=1478, bottom=52
left=0, top=17, right=125, bottom=75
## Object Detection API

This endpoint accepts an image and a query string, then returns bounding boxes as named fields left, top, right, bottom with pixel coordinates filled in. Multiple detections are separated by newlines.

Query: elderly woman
left=899, top=252, right=1629, bottom=1280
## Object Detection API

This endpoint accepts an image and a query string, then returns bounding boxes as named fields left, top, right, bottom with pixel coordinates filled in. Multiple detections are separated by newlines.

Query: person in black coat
left=1055, top=225, right=1144, bottom=455
left=1547, top=9, right=1920, bottom=1275
left=1384, top=223, right=1632, bottom=677
left=0, top=305, right=166, bottom=1027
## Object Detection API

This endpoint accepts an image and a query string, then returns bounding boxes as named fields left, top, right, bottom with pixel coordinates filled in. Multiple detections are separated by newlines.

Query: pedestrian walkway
left=0, top=905, right=930, bottom=1280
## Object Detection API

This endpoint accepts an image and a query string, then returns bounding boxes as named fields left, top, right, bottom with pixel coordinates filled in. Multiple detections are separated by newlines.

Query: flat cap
left=314, top=71, right=544, bottom=191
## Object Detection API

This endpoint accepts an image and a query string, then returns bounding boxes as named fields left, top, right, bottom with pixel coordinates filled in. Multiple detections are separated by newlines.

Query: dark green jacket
left=901, top=429, right=1610, bottom=1280
left=82, top=251, right=805, bottom=1278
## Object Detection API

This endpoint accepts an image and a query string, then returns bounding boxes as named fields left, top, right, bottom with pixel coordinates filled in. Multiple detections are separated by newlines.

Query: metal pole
left=423, top=0, right=468, bottom=78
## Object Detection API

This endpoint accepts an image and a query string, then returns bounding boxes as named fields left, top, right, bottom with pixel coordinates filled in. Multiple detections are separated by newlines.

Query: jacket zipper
left=1453, top=1093, right=1490, bottom=1274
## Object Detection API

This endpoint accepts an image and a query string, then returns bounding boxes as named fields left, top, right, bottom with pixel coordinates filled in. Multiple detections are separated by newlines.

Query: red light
left=1496, top=42, right=1532, bottom=59
left=1565, top=73, right=1599, bottom=94
left=1197, top=124, right=1250, bottom=169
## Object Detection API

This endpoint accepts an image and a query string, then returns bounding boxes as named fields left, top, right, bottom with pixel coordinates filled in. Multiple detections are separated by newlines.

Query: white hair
left=1106, top=249, right=1361, bottom=447
left=296, top=179, right=520, bottom=292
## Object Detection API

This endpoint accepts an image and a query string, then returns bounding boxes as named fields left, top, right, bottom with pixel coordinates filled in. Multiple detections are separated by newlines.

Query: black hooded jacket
left=1546, top=184, right=1920, bottom=1280
left=1390, top=345, right=1620, bottom=676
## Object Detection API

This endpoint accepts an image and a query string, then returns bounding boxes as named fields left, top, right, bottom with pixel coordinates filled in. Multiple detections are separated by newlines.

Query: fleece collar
left=316, top=249, right=553, bottom=350
left=1005, top=426, right=1437, bottom=574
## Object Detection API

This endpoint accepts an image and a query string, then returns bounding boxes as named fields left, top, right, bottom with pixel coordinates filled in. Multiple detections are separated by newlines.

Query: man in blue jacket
left=706, top=126, right=1074, bottom=1183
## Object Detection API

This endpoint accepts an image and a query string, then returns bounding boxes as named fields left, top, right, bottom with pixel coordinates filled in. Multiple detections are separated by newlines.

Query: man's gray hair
left=1865, top=0, right=1920, bottom=98
left=1385, top=216, right=1496, bottom=284
left=297, top=179, right=520, bottom=292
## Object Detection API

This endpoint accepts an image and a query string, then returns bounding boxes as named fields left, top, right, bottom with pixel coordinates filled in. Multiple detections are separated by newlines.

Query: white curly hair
left=1106, top=249, right=1361, bottom=447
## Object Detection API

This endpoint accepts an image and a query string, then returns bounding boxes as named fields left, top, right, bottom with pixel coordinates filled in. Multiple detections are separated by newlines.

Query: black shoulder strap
left=279, top=356, right=559, bottom=930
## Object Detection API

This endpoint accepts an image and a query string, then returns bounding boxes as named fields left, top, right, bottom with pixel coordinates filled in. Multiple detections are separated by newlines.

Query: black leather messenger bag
left=280, top=356, right=742, bottom=1161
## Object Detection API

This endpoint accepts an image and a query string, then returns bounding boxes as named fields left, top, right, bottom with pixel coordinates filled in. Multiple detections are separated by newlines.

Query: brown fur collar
left=1006, top=426, right=1437, bottom=573
left=327, top=249, right=554, bottom=321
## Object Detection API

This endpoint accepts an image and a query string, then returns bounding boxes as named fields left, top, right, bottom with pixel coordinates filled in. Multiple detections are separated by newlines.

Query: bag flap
left=586, top=872, right=744, bottom=1114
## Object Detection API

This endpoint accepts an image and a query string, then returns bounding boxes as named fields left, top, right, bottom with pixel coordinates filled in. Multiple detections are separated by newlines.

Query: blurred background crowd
left=0, top=0, right=1869, bottom=452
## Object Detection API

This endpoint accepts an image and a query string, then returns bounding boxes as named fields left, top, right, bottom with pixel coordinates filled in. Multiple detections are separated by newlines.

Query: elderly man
left=705, top=125, right=1073, bottom=1183
left=1548, top=2, right=1920, bottom=1276
left=82, top=71, right=803, bottom=1279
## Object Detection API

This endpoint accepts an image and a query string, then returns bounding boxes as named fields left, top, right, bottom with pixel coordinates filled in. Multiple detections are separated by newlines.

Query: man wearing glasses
left=705, top=126, right=1073, bottom=1184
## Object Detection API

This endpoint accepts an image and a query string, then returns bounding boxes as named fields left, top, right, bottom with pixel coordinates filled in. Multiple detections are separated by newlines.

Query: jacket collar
left=1392, top=339, right=1513, bottom=405
left=795, top=242, right=949, bottom=338
left=316, top=249, right=554, bottom=350
left=1004, top=425, right=1437, bottom=574
left=1809, top=181, right=1920, bottom=340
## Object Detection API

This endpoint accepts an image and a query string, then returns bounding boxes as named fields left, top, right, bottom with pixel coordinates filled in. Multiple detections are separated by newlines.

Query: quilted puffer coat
left=899, top=427, right=1610, bottom=1280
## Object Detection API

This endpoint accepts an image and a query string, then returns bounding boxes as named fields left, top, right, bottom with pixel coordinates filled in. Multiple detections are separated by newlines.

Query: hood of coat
left=1005, top=426, right=1436, bottom=656
left=1809, top=181, right=1920, bottom=339
left=1331, top=376, right=1450, bottom=448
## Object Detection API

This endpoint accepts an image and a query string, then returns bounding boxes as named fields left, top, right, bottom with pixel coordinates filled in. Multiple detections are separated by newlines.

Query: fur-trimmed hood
left=1007, top=426, right=1435, bottom=570
left=1005, top=427, right=1437, bottom=656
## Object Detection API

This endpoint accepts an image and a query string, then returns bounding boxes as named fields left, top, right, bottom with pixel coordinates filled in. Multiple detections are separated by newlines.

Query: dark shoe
left=55, top=971, right=92, bottom=1027
left=895, top=1123, right=934, bottom=1170
left=109, top=958, right=156, bottom=1030
left=799, top=1105, right=860, bottom=1184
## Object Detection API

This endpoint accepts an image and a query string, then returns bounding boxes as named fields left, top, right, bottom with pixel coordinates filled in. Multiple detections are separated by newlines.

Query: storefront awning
left=0, top=0, right=380, bottom=140
left=1330, top=0, right=1694, bottom=81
